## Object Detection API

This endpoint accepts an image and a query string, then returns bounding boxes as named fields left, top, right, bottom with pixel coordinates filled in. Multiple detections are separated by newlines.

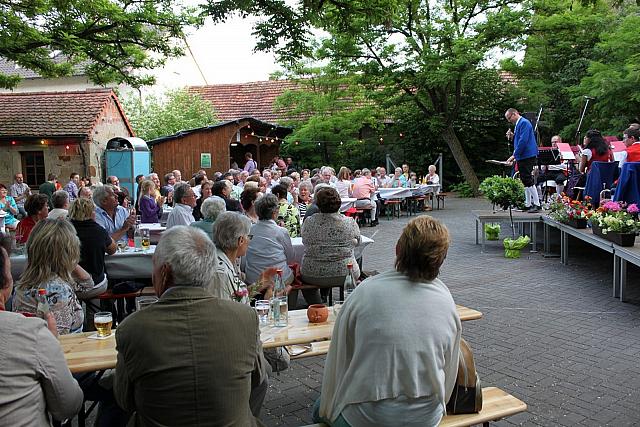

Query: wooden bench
left=301, top=387, right=526, bottom=427
left=384, top=199, right=402, bottom=219
left=354, top=207, right=372, bottom=226
left=436, top=192, right=448, bottom=209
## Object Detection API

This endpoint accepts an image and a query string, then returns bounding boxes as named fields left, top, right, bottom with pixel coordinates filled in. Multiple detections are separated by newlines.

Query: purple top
left=243, top=159, right=257, bottom=174
left=139, top=195, right=162, bottom=223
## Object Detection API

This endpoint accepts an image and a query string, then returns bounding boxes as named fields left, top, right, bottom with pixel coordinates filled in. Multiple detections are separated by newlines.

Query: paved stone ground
left=261, top=195, right=640, bottom=426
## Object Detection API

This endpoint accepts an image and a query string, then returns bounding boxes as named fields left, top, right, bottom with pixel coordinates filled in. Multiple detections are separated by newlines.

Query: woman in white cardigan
left=314, top=215, right=461, bottom=427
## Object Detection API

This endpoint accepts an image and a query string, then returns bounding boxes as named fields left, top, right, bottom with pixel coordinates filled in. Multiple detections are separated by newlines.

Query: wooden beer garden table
left=60, top=305, right=482, bottom=373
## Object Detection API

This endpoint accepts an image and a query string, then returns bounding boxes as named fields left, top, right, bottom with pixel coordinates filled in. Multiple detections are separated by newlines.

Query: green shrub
left=450, top=182, right=475, bottom=198
left=479, top=176, right=524, bottom=210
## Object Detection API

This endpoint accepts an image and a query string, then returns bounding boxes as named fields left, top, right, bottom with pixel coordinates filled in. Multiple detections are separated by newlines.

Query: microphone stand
left=575, top=96, right=593, bottom=146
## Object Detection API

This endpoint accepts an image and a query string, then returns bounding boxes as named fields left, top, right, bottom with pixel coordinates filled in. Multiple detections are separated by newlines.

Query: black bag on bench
left=446, top=338, right=483, bottom=414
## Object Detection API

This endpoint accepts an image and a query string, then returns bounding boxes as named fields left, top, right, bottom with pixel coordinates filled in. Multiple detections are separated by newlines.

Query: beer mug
left=94, top=312, right=113, bottom=337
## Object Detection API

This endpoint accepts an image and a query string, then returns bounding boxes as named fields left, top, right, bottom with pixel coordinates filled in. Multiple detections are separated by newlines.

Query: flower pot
left=565, top=218, right=588, bottom=229
left=591, top=223, right=603, bottom=237
left=307, top=304, right=329, bottom=323
left=604, top=232, right=636, bottom=247
left=503, top=236, right=531, bottom=259
left=484, top=224, right=501, bottom=241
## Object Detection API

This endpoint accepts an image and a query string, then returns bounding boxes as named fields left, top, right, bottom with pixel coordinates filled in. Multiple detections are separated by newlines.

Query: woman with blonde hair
left=334, top=166, right=352, bottom=199
left=138, top=179, right=164, bottom=223
left=12, top=219, right=96, bottom=335
left=314, top=216, right=461, bottom=426
left=69, top=198, right=116, bottom=292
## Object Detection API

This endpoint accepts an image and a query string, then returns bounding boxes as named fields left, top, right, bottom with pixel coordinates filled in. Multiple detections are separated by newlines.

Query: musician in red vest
left=505, top=108, right=541, bottom=213
left=619, top=126, right=640, bottom=167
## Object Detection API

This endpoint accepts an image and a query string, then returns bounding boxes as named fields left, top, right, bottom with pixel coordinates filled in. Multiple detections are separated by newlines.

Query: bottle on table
left=134, top=224, right=143, bottom=251
left=271, top=269, right=288, bottom=327
left=36, top=288, right=49, bottom=319
left=344, top=262, right=356, bottom=299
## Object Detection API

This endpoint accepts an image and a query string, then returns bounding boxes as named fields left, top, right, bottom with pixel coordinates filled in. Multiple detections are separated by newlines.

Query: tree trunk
left=440, top=124, right=480, bottom=195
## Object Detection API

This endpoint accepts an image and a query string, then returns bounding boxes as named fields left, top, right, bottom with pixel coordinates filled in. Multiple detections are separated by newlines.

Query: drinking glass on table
left=141, top=228, right=150, bottom=251
left=117, top=240, right=128, bottom=253
left=332, top=300, right=344, bottom=317
left=94, top=312, right=113, bottom=337
left=255, top=300, right=270, bottom=324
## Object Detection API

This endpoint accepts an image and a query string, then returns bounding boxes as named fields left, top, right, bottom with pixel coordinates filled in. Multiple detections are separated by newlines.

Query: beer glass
left=94, top=312, right=113, bottom=337
left=141, top=228, right=151, bottom=251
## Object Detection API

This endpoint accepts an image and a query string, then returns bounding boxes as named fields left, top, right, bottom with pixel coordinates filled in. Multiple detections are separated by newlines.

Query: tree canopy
left=0, top=0, right=200, bottom=89
left=121, top=89, right=217, bottom=141
left=206, top=0, right=531, bottom=193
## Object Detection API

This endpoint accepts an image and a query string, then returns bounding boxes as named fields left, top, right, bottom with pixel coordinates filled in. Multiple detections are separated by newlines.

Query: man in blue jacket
left=505, top=108, right=540, bottom=213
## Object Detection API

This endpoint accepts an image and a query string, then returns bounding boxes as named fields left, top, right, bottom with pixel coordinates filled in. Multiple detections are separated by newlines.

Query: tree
left=205, top=0, right=530, bottom=194
left=502, top=0, right=612, bottom=143
left=274, top=67, right=386, bottom=169
left=574, top=5, right=640, bottom=133
left=0, top=0, right=200, bottom=89
left=121, top=89, right=217, bottom=141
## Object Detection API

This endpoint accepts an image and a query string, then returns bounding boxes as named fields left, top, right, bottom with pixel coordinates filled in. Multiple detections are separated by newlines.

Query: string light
left=11, top=140, right=16, bottom=145
left=40, top=139, right=46, bottom=145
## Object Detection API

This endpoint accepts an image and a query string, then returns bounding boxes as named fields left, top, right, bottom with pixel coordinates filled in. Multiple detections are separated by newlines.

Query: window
left=21, top=151, right=45, bottom=188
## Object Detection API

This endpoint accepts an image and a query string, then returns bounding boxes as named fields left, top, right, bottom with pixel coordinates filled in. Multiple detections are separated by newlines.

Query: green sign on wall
left=200, top=153, right=211, bottom=169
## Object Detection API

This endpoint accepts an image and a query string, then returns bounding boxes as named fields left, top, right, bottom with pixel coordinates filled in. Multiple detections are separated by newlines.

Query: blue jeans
left=312, top=398, right=351, bottom=427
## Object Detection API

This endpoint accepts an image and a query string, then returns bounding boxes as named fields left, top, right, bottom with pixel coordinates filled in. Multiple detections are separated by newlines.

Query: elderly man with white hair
left=48, top=190, right=70, bottom=219
left=166, top=183, right=196, bottom=229
left=93, top=185, right=136, bottom=243
left=190, top=196, right=226, bottom=239
left=114, top=226, right=267, bottom=425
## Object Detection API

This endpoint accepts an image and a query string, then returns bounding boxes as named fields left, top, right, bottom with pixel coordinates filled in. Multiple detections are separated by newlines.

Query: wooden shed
left=147, top=118, right=292, bottom=178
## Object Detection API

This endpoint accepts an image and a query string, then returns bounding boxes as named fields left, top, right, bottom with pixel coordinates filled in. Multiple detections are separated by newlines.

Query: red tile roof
left=0, top=89, right=133, bottom=138
left=189, top=80, right=301, bottom=124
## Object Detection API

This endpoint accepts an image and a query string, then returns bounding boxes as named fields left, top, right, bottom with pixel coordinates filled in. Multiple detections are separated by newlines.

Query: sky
left=149, top=16, right=283, bottom=93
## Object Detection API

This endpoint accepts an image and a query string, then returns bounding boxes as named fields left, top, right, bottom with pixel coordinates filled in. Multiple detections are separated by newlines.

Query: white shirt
left=48, top=208, right=68, bottom=220
left=166, top=203, right=195, bottom=229
left=618, top=142, right=640, bottom=167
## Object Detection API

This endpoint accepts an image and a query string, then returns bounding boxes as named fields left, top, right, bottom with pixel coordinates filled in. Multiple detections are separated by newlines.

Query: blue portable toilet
left=105, top=137, right=150, bottom=202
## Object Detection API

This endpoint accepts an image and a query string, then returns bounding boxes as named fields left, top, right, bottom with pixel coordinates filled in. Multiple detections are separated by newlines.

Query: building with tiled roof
left=0, top=89, right=134, bottom=186
left=0, top=56, right=112, bottom=94
left=188, top=80, right=301, bottom=124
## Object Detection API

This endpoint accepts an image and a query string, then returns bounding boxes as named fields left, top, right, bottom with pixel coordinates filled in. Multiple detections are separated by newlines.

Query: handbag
left=446, top=338, right=482, bottom=414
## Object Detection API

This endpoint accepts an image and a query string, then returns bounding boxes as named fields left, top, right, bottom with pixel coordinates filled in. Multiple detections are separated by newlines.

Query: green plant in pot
left=484, top=223, right=501, bottom=240
left=479, top=176, right=530, bottom=258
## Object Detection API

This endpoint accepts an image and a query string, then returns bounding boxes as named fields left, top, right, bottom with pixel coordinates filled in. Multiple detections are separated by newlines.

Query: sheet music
left=555, top=142, right=577, bottom=161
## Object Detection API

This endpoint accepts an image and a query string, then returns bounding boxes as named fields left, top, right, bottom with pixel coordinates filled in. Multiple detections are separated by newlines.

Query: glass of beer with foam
left=94, top=312, right=113, bottom=337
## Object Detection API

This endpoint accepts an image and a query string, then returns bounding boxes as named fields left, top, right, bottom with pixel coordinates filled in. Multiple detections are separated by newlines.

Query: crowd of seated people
left=0, top=159, right=463, bottom=425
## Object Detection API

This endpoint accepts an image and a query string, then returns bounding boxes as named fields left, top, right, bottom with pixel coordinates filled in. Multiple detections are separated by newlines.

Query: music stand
left=537, top=148, right=561, bottom=166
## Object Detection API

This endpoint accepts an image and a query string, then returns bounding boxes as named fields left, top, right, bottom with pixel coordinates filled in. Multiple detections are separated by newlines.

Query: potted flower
left=479, top=176, right=530, bottom=258
left=548, top=195, right=592, bottom=228
left=484, top=223, right=501, bottom=240
left=590, top=201, right=640, bottom=246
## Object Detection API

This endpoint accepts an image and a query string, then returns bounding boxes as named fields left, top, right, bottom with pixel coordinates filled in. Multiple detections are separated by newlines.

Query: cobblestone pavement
left=261, top=195, right=640, bottom=427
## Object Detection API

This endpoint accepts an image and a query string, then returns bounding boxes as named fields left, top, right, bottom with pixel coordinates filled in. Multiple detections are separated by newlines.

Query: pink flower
left=628, top=204, right=639, bottom=214
left=602, top=201, right=622, bottom=212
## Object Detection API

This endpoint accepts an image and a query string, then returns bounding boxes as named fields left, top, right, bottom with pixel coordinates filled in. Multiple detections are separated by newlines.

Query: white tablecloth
left=11, top=236, right=375, bottom=281
left=340, top=197, right=357, bottom=212
left=290, top=236, right=374, bottom=265
left=10, top=246, right=157, bottom=281
left=378, top=184, right=440, bottom=200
